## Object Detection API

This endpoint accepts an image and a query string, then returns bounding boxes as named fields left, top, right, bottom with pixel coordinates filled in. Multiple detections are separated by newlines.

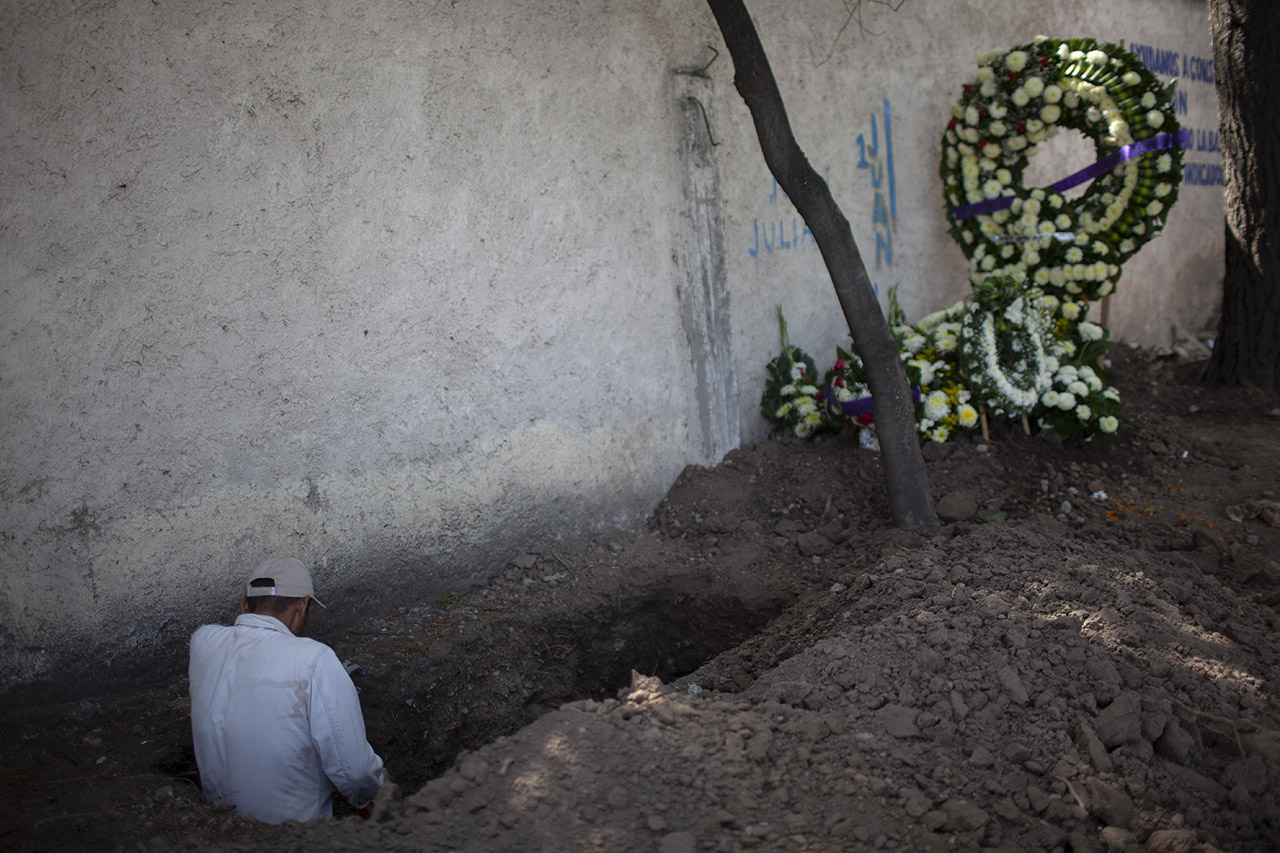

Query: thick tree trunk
left=1203, top=0, right=1280, bottom=398
left=705, top=0, right=938, bottom=531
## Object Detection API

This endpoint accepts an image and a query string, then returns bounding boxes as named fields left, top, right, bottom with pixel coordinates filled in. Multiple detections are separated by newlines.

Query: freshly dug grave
left=2, top=346, right=1279, bottom=853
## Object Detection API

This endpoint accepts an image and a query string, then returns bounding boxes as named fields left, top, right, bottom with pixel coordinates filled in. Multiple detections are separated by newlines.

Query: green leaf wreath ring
left=940, top=37, right=1187, bottom=302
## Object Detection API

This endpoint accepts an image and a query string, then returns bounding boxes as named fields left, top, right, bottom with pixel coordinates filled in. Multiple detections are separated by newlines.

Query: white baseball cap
left=245, top=557, right=327, bottom=608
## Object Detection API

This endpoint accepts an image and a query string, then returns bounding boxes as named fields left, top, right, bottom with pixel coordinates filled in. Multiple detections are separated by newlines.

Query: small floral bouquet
left=894, top=293, right=981, bottom=443
left=1032, top=294, right=1122, bottom=436
left=761, top=307, right=831, bottom=439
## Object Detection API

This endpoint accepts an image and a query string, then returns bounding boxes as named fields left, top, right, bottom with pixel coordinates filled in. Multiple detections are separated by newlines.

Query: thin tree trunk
left=705, top=0, right=938, bottom=530
left=1203, top=0, right=1280, bottom=397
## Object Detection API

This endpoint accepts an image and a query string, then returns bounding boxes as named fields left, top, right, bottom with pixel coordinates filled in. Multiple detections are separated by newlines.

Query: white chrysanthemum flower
left=1066, top=247, right=1083, bottom=263
left=1147, top=109, right=1165, bottom=128
left=931, top=426, right=951, bottom=444
left=990, top=103, right=1008, bottom=119
left=1104, top=388, right=1121, bottom=402
left=1079, top=322, right=1104, bottom=341
left=989, top=120, right=1006, bottom=137
left=1043, top=84, right=1062, bottom=104
left=789, top=364, right=805, bottom=380
left=974, top=66, right=994, bottom=84
left=965, top=106, right=980, bottom=126
left=1141, top=91, right=1157, bottom=108
left=1099, top=415, right=1119, bottom=433
left=780, top=383, right=797, bottom=396
left=926, top=389, right=957, bottom=420
left=981, top=77, right=997, bottom=97
left=775, top=403, right=792, bottom=418
left=1024, top=76, right=1045, bottom=98
left=1068, top=380, right=1089, bottom=397
left=978, top=48, right=1004, bottom=64
left=1157, top=154, right=1173, bottom=173
left=1056, top=214, right=1072, bottom=230
left=1147, top=201, right=1164, bottom=217
left=1076, top=404, right=1092, bottom=421
left=1042, top=389, right=1060, bottom=407
left=1086, top=49, right=1109, bottom=65
left=1006, top=50, right=1029, bottom=72
left=1012, top=87, right=1031, bottom=107
left=1056, top=391, right=1076, bottom=410
left=1123, top=71, right=1142, bottom=86
left=799, top=385, right=819, bottom=396
left=1155, top=183, right=1172, bottom=197
left=957, top=404, right=979, bottom=428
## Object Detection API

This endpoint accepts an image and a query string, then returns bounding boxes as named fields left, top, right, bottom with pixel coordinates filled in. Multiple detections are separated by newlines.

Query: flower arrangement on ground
left=761, top=36, right=1175, bottom=446
left=760, top=308, right=829, bottom=440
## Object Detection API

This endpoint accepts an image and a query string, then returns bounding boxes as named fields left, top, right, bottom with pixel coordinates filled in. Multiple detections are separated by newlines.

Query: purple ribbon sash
left=827, top=385, right=922, bottom=418
left=952, top=128, right=1192, bottom=222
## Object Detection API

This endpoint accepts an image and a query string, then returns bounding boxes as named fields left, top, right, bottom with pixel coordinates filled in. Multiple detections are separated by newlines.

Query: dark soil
left=3, top=347, right=1279, bottom=853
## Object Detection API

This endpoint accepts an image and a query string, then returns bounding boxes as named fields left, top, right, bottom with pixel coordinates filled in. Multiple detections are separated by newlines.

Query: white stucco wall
left=0, top=0, right=1221, bottom=694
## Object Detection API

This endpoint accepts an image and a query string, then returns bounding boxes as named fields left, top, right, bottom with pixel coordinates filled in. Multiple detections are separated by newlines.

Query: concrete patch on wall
left=674, top=70, right=738, bottom=465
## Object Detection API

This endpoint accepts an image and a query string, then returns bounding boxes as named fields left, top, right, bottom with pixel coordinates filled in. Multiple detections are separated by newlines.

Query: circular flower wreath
left=940, top=36, right=1186, bottom=301
left=960, top=276, right=1053, bottom=415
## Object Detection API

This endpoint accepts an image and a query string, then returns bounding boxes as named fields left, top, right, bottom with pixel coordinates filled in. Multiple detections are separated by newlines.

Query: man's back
left=189, top=612, right=385, bottom=824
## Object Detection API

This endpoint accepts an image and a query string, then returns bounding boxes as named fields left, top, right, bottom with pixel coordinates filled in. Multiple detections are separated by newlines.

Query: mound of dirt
left=2, top=347, right=1279, bottom=852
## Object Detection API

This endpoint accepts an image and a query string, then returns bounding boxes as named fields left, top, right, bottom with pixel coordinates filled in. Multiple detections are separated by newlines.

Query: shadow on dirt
left=337, top=587, right=791, bottom=794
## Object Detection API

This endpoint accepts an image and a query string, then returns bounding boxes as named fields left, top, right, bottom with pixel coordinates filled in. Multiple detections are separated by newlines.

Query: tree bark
left=1203, top=0, right=1280, bottom=398
left=705, top=0, right=938, bottom=530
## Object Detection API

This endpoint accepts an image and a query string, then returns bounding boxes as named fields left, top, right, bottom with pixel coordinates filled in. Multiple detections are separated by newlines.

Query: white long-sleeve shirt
left=189, top=612, right=387, bottom=824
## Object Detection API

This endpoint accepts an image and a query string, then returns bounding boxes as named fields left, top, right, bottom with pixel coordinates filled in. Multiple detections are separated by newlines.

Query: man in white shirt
left=189, top=557, right=388, bottom=824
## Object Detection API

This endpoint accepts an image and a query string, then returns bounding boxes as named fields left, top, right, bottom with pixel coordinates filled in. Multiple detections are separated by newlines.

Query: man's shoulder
left=190, top=622, right=232, bottom=645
